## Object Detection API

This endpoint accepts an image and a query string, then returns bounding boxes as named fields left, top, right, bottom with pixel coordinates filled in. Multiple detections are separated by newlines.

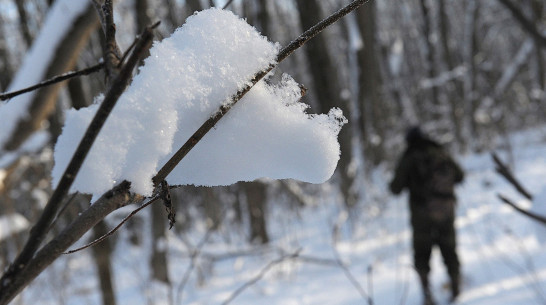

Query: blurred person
left=389, top=126, right=464, bottom=305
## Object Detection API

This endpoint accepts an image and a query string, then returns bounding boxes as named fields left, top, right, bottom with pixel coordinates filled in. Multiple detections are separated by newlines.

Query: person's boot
left=423, top=290, right=436, bottom=305
left=418, top=271, right=436, bottom=305
left=449, top=273, right=461, bottom=302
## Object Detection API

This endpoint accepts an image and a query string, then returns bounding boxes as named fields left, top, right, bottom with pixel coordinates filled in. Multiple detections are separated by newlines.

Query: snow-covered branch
left=0, top=22, right=157, bottom=305
left=0, top=1, right=371, bottom=303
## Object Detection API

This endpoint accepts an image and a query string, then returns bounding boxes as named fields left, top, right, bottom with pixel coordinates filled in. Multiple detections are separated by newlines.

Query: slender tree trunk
left=202, top=187, right=221, bottom=230
left=355, top=0, right=384, bottom=165
left=462, top=0, right=479, bottom=148
left=150, top=205, right=170, bottom=284
left=295, top=0, right=357, bottom=207
left=530, top=0, right=544, bottom=90
left=244, top=182, right=269, bottom=244
left=15, top=0, right=33, bottom=48
left=438, top=0, right=465, bottom=147
left=0, top=14, right=13, bottom=91
left=91, top=220, right=117, bottom=305
left=419, top=0, right=439, bottom=110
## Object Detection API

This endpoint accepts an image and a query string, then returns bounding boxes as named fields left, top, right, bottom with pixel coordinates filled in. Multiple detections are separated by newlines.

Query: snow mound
left=52, top=8, right=346, bottom=197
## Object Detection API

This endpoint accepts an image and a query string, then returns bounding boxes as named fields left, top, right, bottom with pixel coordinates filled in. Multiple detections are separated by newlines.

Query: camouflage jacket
left=389, top=141, right=464, bottom=206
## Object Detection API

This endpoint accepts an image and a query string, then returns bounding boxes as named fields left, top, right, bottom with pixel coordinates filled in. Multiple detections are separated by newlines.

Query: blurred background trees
left=0, top=0, right=545, bottom=303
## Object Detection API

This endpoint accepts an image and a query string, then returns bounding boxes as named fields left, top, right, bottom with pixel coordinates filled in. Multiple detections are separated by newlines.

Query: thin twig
left=221, top=249, right=302, bottom=305
left=0, top=63, right=104, bottom=101
left=332, top=244, right=372, bottom=304
left=102, top=0, right=123, bottom=84
left=175, top=229, right=213, bottom=304
left=491, top=152, right=533, bottom=200
left=497, top=194, right=546, bottom=225
left=64, top=196, right=160, bottom=254
left=152, top=0, right=370, bottom=185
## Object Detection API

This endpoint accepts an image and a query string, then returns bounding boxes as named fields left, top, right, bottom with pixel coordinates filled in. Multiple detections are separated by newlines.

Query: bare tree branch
left=0, top=181, right=137, bottom=304
left=153, top=0, right=371, bottom=185
left=0, top=63, right=104, bottom=101
left=498, top=194, right=546, bottom=225
left=175, top=229, right=214, bottom=303
left=221, top=250, right=302, bottom=305
left=332, top=244, right=372, bottom=304
left=491, top=152, right=533, bottom=200
left=63, top=195, right=160, bottom=254
left=100, top=0, right=123, bottom=85
left=497, top=0, right=546, bottom=47
left=0, top=1, right=371, bottom=302
left=0, top=24, right=156, bottom=303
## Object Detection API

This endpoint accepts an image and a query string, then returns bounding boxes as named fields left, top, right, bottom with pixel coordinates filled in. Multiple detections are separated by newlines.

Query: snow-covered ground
left=18, top=127, right=546, bottom=305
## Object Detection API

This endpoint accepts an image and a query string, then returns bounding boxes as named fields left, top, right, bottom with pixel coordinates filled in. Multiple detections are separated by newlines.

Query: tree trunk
left=91, top=220, right=117, bottom=305
left=355, top=0, right=384, bottom=165
left=462, top=0, right=479, bottom=148
left=530, top=0, right=544, bottom=90
left=0, top=14, right=13, bottom=91
left=438, top=0, right=465, bottom=147
left=150, top=205, right=170, bottom=284
left=15, top=0, right=33, bottom=48
left=244, top=182, right=269, bottom=244
left=419, top=0, right=439, bottom=109
left=202, top=187, right=221, bottom=230
left=294, top=0, right=357, bottom=207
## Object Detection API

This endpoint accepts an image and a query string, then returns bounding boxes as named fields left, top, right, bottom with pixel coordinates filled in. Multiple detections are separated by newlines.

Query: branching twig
left=497, top=194, right=546, bottom=225
left=101, top=0, right=123, bottom=84
left=221, top=249, right=302, bottom=305
left=64, top=195, right=160, bottom=254
left=491, top=152, right=533, bottom=200
left=0, top=63, right=104, bottom=101
left=332, top=244, right=372, bottom=304
left=152, top=0, right=371, bottom=185
left=175, top=229, right=213, bottom=303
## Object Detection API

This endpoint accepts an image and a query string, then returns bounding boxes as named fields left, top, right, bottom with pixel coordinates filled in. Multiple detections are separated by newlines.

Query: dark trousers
left=411, top=206, right=460, bottom=280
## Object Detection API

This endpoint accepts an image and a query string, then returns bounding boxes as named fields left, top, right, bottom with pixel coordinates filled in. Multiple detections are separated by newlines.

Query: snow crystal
left=52, top=8, right=346, bottom=197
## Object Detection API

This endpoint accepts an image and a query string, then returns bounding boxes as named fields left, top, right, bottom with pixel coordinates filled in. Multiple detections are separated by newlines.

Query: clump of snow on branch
left=0, top=0, right=89, bottom=149
left=52, top=8, right=346, bottom=197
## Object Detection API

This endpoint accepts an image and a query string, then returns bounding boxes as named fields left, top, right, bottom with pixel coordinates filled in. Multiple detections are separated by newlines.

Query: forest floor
left=22, top=126, right=546, bottom=305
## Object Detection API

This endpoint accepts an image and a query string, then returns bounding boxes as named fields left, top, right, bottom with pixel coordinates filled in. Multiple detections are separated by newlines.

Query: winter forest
left=1, top=0, right=546, bottom=304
